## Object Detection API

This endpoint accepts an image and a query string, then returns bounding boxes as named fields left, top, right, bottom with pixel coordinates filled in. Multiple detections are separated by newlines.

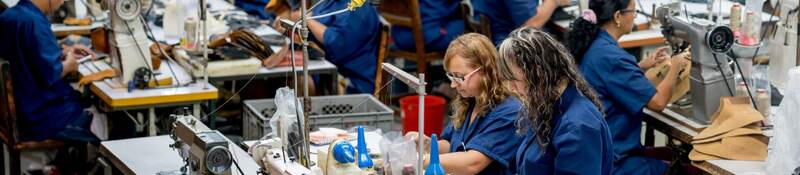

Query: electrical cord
left=123, top=19, right=160, bottom=87
left=712, top=54, right=734, bottom=96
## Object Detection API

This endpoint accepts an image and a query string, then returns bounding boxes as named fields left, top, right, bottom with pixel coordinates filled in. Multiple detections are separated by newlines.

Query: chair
left=0, top=59, right=65, bottom=175
left=374, top=15, right=392, bottom=104
left=459, top=0, right=492, bottom=39
left=377, top=0, right=443, bottom=75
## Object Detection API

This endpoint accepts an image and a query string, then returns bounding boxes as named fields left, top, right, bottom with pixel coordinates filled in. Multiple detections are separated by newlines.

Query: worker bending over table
left=0, top=0, right=106, bottom=173
left=568, top=0, right=692, bottom=174
left=498, top=26, right=614, bottom=175
left=407, top=33, right=523, bottom=174
left=270, top=0, right=380, bottom=94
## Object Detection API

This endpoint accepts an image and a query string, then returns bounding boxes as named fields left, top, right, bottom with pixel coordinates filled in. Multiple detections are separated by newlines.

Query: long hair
left=497, top=27, right=603, bottom=150
left=444, top=33, right=511, bottom=129
left=567, top=0, right=631, bottom=62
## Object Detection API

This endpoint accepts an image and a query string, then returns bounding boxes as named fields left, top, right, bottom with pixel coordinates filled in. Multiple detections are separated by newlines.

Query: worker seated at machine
left=407, top=33, right=523, bottom=174
left=498, top=26, right=614, bottom=175
left=268, top=0, right=380, bottom=94
left=0, top=0, right=99, bottom=143
left=0, top=0, right=107, bottom=173
left=567, top=0, right=693, bottom=174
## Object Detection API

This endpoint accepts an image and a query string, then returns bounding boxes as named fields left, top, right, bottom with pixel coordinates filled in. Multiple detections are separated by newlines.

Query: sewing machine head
left=106, top=0, right=154, bottom=87
left=170, top=115, right=233, bottom=175
left=658, top=2, right=736, bottom=124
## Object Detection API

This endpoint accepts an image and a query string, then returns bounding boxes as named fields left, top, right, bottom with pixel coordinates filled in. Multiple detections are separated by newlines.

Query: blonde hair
left=444, top=33, right=512, bottom=129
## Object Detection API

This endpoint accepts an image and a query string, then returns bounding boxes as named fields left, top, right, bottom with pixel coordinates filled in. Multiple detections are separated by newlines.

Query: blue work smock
left=440, top=97, right=524, bottom=175
left=578, top=29, right=667, bottom=175
left=390, top=0, right=464, bottom=52
left=234, top=0, right=274, bottom=20
left=471, top=0, right=538, bottom=44
left=0, top=0, right=87, bottom=141
left=515, top=84, right=614, bottom=175
left=312, top=0, right=379, bottom=94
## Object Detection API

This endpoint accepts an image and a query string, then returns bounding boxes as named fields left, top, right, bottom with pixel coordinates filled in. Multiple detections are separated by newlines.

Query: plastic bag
left=767, top=67, right=800, bottom=174
left=267, top=87, right=305, bottom=159
left=380, top=132, right=419, bottom=175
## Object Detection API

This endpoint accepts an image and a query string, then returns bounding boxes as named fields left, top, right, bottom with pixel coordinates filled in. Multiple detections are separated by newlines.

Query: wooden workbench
left=643, top=107, right=768, bottom=175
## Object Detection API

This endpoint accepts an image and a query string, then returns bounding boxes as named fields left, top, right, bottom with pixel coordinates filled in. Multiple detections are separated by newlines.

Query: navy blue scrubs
left=578, top=30, right=668, bottom=175
left=471, top=0, right=538, bottom=44
left=440, top=97, right=524, bottom=175
left=0, top=0, right=94, bottom=142
left=312, top=0, right=379, bottom=94
left=515, top=84, right=614, bottom=175
left=391, top=0, right=464, bottom=52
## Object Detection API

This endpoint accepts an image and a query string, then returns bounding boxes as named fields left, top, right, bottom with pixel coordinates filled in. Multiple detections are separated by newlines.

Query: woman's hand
left=639, top=46, right=670, bottom=70
left=669, top=51, right=691, bottom=72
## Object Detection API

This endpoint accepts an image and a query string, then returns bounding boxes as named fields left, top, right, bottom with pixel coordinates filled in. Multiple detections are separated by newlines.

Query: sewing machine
left=657, top=2, right=736, bottom=124
left=107, top=0, right=154, bottom=87
left=168, top=114, right=233, bottom=175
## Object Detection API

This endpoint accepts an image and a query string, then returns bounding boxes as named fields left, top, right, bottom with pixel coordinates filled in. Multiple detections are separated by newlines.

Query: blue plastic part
left=356, top=126, right=373, bottom=168
left=332, top=141, right=356, bottom=163
left=425, top=134, right=445, bottom=175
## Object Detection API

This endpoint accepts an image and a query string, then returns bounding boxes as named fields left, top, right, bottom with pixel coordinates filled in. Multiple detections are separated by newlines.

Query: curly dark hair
left=567, top=0, right=631, bottom=62
left=497, top=27, right=604, bottom=150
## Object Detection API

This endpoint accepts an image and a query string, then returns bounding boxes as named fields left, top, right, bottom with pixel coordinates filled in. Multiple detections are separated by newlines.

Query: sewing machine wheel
left=115, top=0, right=141, bottom=21
left=206, top=146, right=233, bottom=174
left=707, top=26, right=734, bottom=54
left=133, top=67, right=152, bottom=89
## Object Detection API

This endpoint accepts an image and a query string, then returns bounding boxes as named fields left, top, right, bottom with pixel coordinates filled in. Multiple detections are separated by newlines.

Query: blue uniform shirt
left=312, top=0, right=379, bottom=94
left=440, top=97, right=523, bottom=175
left=578, top=30, right=667, bottom=175
left=515, top=84, right=614, bottom=175
left=0, top=0, right=87, bottom=141
left=234, top=0, right=274, bottom=20
left=471, top=0, right=538, bottom=44
left=391, top=0, right=464, bottom=52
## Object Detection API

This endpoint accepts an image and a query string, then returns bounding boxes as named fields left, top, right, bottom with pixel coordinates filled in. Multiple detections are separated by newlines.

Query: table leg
left=149, top=108, right=156, bottom=136
left=193, top=103, right=201, bottom=119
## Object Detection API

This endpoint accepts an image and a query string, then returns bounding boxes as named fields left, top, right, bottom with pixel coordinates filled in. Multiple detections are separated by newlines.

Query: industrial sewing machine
left=107, top=0, right=155, bottom=88
left=166, top=114, right=233, bottom=175
left=657, top=2, right=737, bottom=124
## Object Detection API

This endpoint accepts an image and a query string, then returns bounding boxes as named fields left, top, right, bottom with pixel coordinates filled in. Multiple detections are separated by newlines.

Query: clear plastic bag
left=267, top=87, right=305, bottom=159
left=379, top=132, right=419, bottom=175
left=766, top=67, right=800, bottom=174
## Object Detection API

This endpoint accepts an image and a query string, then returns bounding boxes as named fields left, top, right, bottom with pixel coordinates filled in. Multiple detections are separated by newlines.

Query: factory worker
left=272, top=0, right=379, bottom=94
left=497, top=26, right=614, bottom=175
left=567, top=0, right=691, bottom=174
left=391, top=0, right=464, bottom=53
left=0, top=0, right=98, bottom=143
left=471, top=0, right=570, bottom=44
left=406, top=33, right=524, bottom=174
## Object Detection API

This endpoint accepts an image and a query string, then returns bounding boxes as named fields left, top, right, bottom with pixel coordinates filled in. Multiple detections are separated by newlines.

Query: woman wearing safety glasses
left=405, top=33, right=523, bottom=174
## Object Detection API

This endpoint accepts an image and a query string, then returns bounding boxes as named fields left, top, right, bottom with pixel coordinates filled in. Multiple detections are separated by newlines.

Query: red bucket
left=399, top=95, right=446, bottom=136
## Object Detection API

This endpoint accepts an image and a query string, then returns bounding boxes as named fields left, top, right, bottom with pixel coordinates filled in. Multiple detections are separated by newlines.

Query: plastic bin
left=243, top=94, right=394, bottom=140
left=399, top=95, right=446, bottom=136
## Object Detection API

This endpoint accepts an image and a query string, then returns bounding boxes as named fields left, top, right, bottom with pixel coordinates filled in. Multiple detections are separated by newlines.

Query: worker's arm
left=523, top=0, right=559, bottom=28
left=425, top=150, right=494, bottom=174
left=646, top=52, right=690, bottom=111
left=306, top=19, right=327, bottom=42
